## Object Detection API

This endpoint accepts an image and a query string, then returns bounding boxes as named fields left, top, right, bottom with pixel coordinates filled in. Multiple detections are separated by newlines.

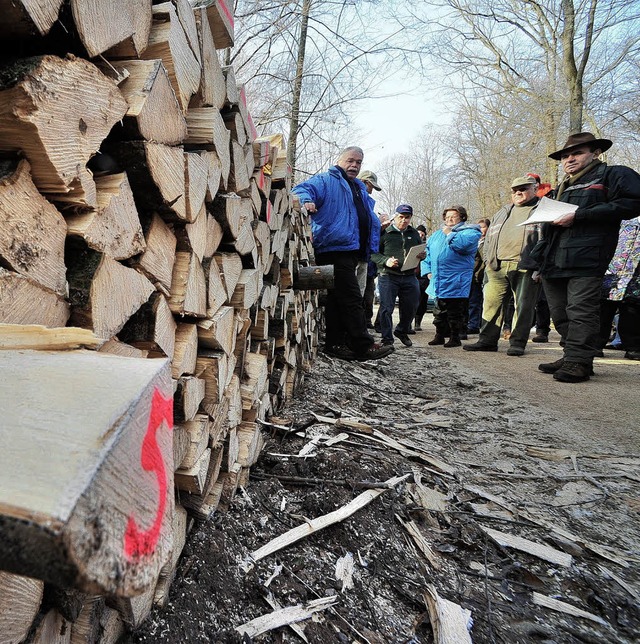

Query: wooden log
left=133, top=213, right=177, bottom=296
left=223, top=111, right=246, bottom=146
left=222, top=65, right=239, bottom=106
left=238, top=85, right=257, bottom=142
left=105, top=141, right=187, bottom=220
left=116, top=292, right=176, bottom=359
left=171, top=322, right=199, bottom=378
left=171, top=0, right=202, bottom=67
left=252, top=139, right=270, bottom=169
left=209, top=397, right=230, bottom=445
left=100, top=59, right=187, bottom=145
left=67, top=248, right=155, bottom=339
left=174, top=376, right=206, bottom=423
left=293, top=265, right=334, bottom=290
left=65, top=173, right=146, bottom=260
left=114, top=584, right=156, bottom=629
left=176, top=414, right=210, bottom=470
left=31, top=609, right=71, bottom=643
left=202, top=256, right=226, bottom=316
left=0, top=159, right=67, bottom=294
left=0, top=350, right=174, bottom=596
left=248, top=178, right=263, bottom=216
left=70, top=0, right=152, bottom=58
left=168, top=251, right=207, bottom=318
left=213, top=251, right=243, bottom=302
left=233, top=221, right=258, bottom=262
left=196, top=304, right=235, bottom=354
left=175, top=447, right=211, bottom=494
left=98, top=607, right=125, bottom=644
left=231, top=269, right=260, bottom=310
left=195, top=351, right=227, bottom=411
left=142, top=2, right=201, bottom=113
left=191, top=0, right=234, bottom=49
left=0, top=0, right=63, bottom=38
left=191, top=7, right=227, bottom=110
left=237, top=422, right=263, bottom=467
left=229, top=141, right=251, bottom=195
left=99, top=339, right=147, bottom=358
left=204, top=210, right=223, bottom=257
left=211, top=193, right=245, bottom=240
left=153, top=504, right=188, bottom=607
left=0, top=571, right=44, bottom=644
left=226, top=373, right=243, bottom=429
left=175, top=204, right=207, bottom=263
left=0, top=55, right=127, bottom=208
left=185, top=152, right=209, bottom=224
left=180, top=444, right=223, bottom=519
left=69, top=596, right=105, bottom=644
left=185, top=108, right=231, bottom=188
left=201, top=150, right=223, bottom=201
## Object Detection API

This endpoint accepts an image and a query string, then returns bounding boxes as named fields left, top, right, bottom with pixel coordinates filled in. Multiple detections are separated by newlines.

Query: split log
left=176, top=414, right=210, bottom=470
left=232, top=221, right=258, bottom=262
left=70, top=0, right=152, bottom=58
left=185, top=152, right=209, bottom=223
left=213, top=251, right=243, bottom=302
left=204, top=211, right=224, bottom=257
left=114, top=584, right=156, bottom=629
left=117, top=293, right=176, bottom=360
left=168, top=251, right=207, bottom=318
left=196, top=305, right=236, bottom=354
left=231, top=269, right=260, bottom=310
left=202, top=256, right=227, bottom=315
left=229, top=141, right=251, bottom=195
left=142, top=2, right=201, bottom=113
left=195, top=350, right=228, bottom=411
left=190, top=7, right=227, bottom=110
left=98, top=608, right=125, bottom=644
left=67, top=248, right=155, bottom=339
left=170, top=0, right=202, bottom=67
left=252, top=139, right=270, bottom=169
left=185, top=107, right=231, bottom=188
left=0, top=571, right=44, bottom=644
left=223, top=111, right=246, bottom=147
left=172, top=322, right=199, bottom=378
left=133, top=213, right=177, bottom=296
left=211, top=193, right=248, bottom=240
left=65, top=173, right=146, bottom=260
left=191, top=0, right=235, bottom=49
left=0, top=159, right=67, bottom=294
left=174, top=376, right=206, bottom=423
left=175, top=447, right=211, bottom=494
left=201, top=150, right=223, bottom=201
left=180, top=444, right=223, bottom=519
left=100, top=59, right=187, bottom=145
left=237, top=422, right=264, bottom=467
left=105, top=141, right=187, bottom=220
left=175, top=204, right=208, bottom=262
left=238, top=86, right=257, bottom=142
left=153, top=504, right=188, bottom=607
left=31, top=609, right=71, bottom=644
left=225, top=374, right=243, bottom=429
left=0, top=0, right=63, bottom=38
left=0, top=350, right=174, bottom=596
left=69, top=595, right=105, bottom=643
left=0, top=55, right=127, bottom=207
left=222, top=65, right=239, bottom=106
left=99, top=339, right=147, bottom=359
left=0, top=269, right=69, bottom=327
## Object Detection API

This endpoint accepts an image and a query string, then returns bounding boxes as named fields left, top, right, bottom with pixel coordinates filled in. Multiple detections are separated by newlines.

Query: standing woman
left=466, top=218, right=491, bottom=334
left=421, top=206, right=481, bottom=347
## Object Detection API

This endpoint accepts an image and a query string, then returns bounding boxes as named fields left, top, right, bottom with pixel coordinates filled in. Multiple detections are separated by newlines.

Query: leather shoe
left=394, top=331, right=412, bottom=347
left=531, top=333, right=549, bottom=343
left=428, top=334, right=445, bottom=346
left=539, top=358, right=594, bottom=375
left=356, top=342, right=395, bottom=361
left=463, top=343, right=498, bottom=352
left=553, top=361, right=592, bottom=382
left=324, top=344, right=357, bottom=360
left=506, top=347, right=524, bottom=356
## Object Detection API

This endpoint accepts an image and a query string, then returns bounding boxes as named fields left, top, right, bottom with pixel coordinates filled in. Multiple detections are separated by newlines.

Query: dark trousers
left=315, top=251, right=373, bottom=353
left=378, top=273, right=420, bottom=342
left=433, top=297, right=468, bottom=337
left=363, top=274, right=376, bottom=326
left=415, top=276, right=430, bottom=325
left=599, top=298, right=640, bottom=351
left=543, top=275, right=602, bottom=364
left=535, top=288, right=551, bottom=335
left=467, top=281, right=483, bottom=331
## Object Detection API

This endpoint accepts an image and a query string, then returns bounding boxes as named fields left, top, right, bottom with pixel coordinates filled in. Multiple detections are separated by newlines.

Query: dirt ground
left=127, top=314, right=640, bottom=644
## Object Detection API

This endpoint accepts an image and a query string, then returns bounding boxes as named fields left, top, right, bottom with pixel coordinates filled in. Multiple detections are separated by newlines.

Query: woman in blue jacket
left=421, top=206, right=481, bottom=347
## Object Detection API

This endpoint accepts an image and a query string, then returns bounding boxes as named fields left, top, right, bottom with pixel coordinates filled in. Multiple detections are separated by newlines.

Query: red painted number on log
left=124, top=388, right=173, bottom=560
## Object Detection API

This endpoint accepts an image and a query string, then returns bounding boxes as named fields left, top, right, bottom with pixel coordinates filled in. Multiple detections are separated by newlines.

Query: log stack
left=0, top=0, right=325, bottom=639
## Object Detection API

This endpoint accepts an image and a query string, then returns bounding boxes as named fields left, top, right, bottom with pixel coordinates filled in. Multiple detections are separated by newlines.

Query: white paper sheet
left=518, top=196, right=578, bottom=226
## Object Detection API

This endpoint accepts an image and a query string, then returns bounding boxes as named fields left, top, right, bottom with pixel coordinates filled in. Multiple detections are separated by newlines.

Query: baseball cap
left=510, top=176, right=537, bottom=189
left=395, top=204, right=413, bottom=215
left=357, top=170, right=382, bottom=190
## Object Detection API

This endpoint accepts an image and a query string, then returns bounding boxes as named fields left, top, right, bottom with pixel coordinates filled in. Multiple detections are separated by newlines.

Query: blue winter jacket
left=292, top=166, right=381, bottom=255
left=421, top=222, right=481, bottom=298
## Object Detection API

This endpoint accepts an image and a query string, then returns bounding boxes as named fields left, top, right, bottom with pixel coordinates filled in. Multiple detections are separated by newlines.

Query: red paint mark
left=218, top=0, right=234, bottom=29
left=240, top=87, right=258, bottom=140
left=257, top=168, right=265, bottom=190
left=124, top=388, right=173, bottom=561
left=266, top=200, right=272, bottom=224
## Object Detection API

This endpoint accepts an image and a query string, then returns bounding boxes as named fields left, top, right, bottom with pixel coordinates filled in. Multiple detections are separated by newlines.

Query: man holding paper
left=371, top=204, right=425, bottom=348
left=535, top=132, right=640, bottom=382
left=464, top=176, right=542, bottom=356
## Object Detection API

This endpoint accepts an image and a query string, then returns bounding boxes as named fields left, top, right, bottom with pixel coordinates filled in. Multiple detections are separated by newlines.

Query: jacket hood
left=452, top=222, right=481, bottom=232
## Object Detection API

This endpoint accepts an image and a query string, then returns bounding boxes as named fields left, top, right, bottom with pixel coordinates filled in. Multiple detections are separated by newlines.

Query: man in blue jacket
left=292, top=147, right=393, bottom=361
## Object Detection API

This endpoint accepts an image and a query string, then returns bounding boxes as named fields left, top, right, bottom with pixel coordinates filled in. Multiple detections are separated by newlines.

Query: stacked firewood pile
left=0, top=1, right=325, bottom=641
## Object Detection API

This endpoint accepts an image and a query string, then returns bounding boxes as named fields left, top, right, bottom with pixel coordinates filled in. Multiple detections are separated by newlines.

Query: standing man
left=371, top=204, right=425, bottom=348
left=292, top=146, right=393, bottom=361
left=535, top=132, right=640, bottom=382
left=356, top=169, right=382, bottom=291
left=464, top=176, right=542, bottom=356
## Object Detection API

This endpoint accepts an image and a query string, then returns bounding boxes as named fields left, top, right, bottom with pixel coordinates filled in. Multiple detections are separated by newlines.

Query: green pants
left=479, top=262, right=541, bottom=348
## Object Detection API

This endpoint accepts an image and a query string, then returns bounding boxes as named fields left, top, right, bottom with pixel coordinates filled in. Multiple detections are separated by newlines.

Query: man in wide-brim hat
left=533, top=132, right=640, bottom=382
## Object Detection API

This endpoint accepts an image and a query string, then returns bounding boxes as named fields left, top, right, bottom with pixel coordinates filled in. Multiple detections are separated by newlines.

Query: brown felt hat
left=549, top=132, right=612, bottom=160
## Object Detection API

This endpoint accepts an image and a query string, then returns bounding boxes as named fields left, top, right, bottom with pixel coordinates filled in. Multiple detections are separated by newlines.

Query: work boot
left=444, top=335, right=461, bottom=348
left=428, top=333, right=446, bottom=346
left=324, top=344, right=357, bottom=361
left=506, top=346, right=525, bottom=356
left=553, top=361, right=592, bottom=383
left=539, top=358, right=594, bottom=375
left=463, top=342, right=498, bottom=352
left=531, top=332, right=549, bottom=343
left=355, top=342, right=395, bottom=361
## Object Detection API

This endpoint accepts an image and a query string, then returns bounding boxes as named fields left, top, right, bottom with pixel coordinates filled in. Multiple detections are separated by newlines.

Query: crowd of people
left=292, top=133, right=640, bottom=383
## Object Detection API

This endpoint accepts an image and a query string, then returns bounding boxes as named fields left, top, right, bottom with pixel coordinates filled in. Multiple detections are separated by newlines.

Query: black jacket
left=535, top=162, right=640, bottom=278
